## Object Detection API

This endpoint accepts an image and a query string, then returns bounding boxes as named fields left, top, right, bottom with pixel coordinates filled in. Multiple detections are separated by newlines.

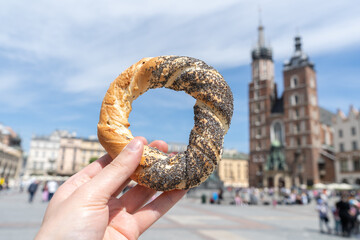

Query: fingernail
left=125, top=139, right=142, bottom=152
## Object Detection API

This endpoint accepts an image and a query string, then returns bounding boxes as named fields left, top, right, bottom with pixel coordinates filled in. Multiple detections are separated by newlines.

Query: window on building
left=309, top=77, right=315, bottom=88
left=340, top=143, right=345, bottom=152
left=294, top=123, right=300, bottom=134
left=254, top=62, right=259, bottom=78
left=353, top=141, right=358, bottom=151
left=263, top=61, right=267, bottom=77
left=271, top=121, right=284, bottom=145
left=302, top=136, right=307, bottom=146
left=297, top=138, right=301, bottom=146
left=351, top=127, right=356, bottom=136
left=256, top=115, right=261, bottom=125
left=254, top=91, right=259, bottom=99
left=340, top=159, right=348, bottom=172
left=257, top=128, right=261, bottom=138
left=301, top=121, right=306, bottom=131
left=293, top=109, right=300, bottom=119
left=339, top=129, right=343, bottom=138
left=311, top=95, right=317, bottom=106
left=256, top=141, right=261, bottom=150
left=290, top=75, right=299, bottom=88
left=353, top=157, right=360, bottom=171
left=291, top=94, right=300, bottom=106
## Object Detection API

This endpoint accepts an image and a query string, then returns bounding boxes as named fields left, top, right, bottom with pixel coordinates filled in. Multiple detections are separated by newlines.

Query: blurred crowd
left=316, top=190, right=360, bottom=238
left=25, top=180, right=59, bottom=203
left=201, top=186, right=360, bottom=237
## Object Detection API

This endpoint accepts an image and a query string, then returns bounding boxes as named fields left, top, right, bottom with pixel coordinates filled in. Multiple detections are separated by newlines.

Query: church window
left=255, top=115, right=261, bottom=125
left=294, top=109, right=299, bottom=119
left=301, top=121, right=306, bottom=131
left=297, top=138, right=301, bottom=146
left=263, top=61, right=267, bottom=77
left=256, top=141, right=261, bottom=150
left=302, top=136, right=307, bottom=146
left=254, top=62, right=259, bottom=78
left=309, top=77, right=315, bottom=88
left=290, top=75, right=299, bottom=88
left=294, top=123, right=300, bottom=134
left=254, top=103, right=260, bottom=113
left=256, top=128, right=261, bottom=137
left=271, top=121, right=284, bottom=145
left=290, top=138, right=295, bottom=147
left=254, top=91, right=259, bottom=99
left=311, top=95, right=317, bottom=106
left=300, top=107, right=304, bottom=117
left=291, top=94, right=300, bottom=106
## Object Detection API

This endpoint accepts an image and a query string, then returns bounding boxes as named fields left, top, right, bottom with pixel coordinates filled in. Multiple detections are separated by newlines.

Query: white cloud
left=0, top=0, right=359, bottom=111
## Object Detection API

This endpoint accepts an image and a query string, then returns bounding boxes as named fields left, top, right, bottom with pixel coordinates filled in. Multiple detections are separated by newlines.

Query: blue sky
left=1, top=0, right=359, bottom=153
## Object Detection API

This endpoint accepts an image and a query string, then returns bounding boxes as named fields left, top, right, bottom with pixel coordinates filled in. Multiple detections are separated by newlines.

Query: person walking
left=47, top=180, right=58, bottom=201
left=28, top=180, right=39, bottom=203
left=337, top=195, right=351, bottom=237
left=42, top=182, right=49, bottom=202
left=316, top=198, right=331, bottom=234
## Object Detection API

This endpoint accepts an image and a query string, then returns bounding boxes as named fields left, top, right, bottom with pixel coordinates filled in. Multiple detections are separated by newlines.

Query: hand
left=35, top=137, right=187, bottom=240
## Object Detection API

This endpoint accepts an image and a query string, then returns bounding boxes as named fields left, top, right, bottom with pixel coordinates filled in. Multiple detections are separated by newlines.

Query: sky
left=0, top=0, right=359, bottom=153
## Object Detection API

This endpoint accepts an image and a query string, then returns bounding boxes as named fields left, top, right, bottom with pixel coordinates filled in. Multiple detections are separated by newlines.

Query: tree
left=89, top=157, right=98, bottom=164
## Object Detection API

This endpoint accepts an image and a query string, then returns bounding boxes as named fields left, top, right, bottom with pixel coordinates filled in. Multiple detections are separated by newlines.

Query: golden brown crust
left=97, top=56, right=233, bottom=191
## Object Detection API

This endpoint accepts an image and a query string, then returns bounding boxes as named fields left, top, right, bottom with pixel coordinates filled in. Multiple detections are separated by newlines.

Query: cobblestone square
left=0, top=190, right=355, bottom=240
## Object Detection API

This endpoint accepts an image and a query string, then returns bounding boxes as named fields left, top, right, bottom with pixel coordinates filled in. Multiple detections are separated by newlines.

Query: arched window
left=271, top=121, right=284, bottom=145
left=291, top=94, right=300, bottom=106
left=290, top=75, right=299, bottom=88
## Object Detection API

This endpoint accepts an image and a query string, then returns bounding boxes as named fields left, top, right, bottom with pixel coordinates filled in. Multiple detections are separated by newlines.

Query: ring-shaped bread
left=98, top=56, right=233, bottom=191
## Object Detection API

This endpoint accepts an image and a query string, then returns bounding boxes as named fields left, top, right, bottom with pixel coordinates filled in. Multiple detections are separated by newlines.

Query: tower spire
left=258, top=6, right=265, bottom=47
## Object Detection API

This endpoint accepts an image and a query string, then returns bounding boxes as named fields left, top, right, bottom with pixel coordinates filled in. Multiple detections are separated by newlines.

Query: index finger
left=53, top=137, right=148, bottom=203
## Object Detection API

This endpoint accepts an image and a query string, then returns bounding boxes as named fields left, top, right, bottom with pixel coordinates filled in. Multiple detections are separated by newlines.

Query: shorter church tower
left=282, top=36, right=320, bottom=186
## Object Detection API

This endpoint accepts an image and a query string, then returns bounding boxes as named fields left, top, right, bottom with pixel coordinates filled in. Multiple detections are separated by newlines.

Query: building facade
left=218, top=149, right=249, bottom=188
left=333, top=106, right=360, bottom=184
left=25, top=130, right=74, bottom=178
left=57, top=137, right=106, bottom=176
left=248, top=24, right=336, bottom=188
left=0, top=123, right=23, bottom=187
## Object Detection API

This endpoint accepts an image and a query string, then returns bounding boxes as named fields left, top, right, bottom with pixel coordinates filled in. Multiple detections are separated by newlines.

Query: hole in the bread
left=107, top=120, right=110, bottom=125
left=128, top=88, right=195, bottom=149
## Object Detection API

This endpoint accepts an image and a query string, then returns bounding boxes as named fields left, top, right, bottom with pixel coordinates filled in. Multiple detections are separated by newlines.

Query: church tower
left=248, top=23, right=275, bottom=187
left=282, top=36, right=320, bottom=186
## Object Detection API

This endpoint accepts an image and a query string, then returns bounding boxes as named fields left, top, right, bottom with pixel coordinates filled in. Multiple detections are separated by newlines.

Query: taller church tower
left=248, top=23, right=275, bottom=187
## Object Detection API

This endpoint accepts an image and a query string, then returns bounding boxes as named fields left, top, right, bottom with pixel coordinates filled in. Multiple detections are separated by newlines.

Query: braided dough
left=97, top=56, right=233, bottom=191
